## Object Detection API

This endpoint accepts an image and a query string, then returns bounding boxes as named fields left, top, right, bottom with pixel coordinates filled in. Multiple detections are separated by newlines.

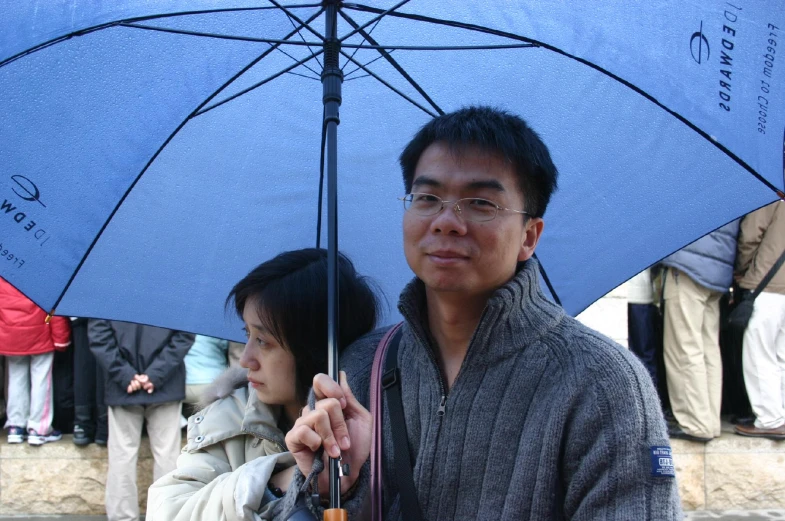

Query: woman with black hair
left=147, top=248, right=380, bottom=520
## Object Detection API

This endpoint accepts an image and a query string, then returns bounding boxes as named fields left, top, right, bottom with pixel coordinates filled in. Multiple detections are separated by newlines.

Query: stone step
left=0, top=436, right=154, bottom=515
left=673, top=421, right=785, bottom=511
left=1, top=426, right=783, bottom=515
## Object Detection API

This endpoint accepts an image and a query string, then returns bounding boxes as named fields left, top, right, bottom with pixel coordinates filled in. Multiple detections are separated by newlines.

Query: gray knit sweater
left=278, top=259, right=682, bottom=520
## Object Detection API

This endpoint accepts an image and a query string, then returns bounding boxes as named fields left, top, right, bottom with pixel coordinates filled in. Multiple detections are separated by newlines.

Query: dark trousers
left=628, top=303, right=669, bottom=410
left=72, top=318, right=107, bottom=434
left=719, top=292, right=753, bottom=418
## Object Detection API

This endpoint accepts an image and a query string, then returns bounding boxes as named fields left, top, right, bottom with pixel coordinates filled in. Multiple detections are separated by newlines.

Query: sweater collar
left=398, top=258, right=565, bottom=364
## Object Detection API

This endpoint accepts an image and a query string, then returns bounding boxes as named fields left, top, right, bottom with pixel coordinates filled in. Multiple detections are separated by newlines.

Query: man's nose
left=430, top=200, right=467, bottom=234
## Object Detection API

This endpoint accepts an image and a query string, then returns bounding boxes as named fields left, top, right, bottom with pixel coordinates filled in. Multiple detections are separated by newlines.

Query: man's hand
left=136, top=374, right=155, bottom=394
left=285, top=371, right=372, bottom=496
left=126, top=374, right=154, bottom=394
left=127, top=375, right=142, bottom=394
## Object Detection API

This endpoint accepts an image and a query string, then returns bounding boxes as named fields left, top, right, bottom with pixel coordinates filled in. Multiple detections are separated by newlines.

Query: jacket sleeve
left=88, top=319, right=137, bottom=387
left=561, top=349, right=683, bottom=520
left=49, top=316, right=71, bottom=351
left=146, top=439, right=292, bottom=521
left=144, top=331, right=195, bottom=389
left=736, top=206, right=772, bottom=276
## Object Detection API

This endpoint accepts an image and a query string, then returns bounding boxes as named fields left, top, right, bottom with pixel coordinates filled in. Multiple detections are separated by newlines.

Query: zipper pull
left=437, top=395, right=446, bottom=416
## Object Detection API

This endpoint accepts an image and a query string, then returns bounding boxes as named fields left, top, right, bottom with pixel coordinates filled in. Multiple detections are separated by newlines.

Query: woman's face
left=239, top=300, right=299, bottom=410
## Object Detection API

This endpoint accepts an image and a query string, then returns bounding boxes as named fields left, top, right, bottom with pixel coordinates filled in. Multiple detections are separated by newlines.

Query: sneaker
left=734, top=423, right=785, bottom=440
left=7, top=426, right=27, bottom=444
left=28, top=429, right=62, bottom=446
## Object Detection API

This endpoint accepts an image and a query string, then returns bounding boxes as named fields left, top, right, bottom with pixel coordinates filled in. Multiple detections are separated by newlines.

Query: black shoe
left=667, top=424, right=712, bottom=443
left=72, top=424, right=94, bottom=446
left=94, top=417, right=108, bottom=446
left=731, top=415, right=756, bottom=427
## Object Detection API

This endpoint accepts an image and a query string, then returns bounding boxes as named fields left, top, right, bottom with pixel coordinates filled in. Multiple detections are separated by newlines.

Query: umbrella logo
left=690, top=22, right=710, bottom=64
left=10, top=175, right=46, bottom=208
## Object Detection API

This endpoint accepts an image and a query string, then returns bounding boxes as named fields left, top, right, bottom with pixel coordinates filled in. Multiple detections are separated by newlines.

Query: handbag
left=727, top=248, right=785, bottom=332
left=370, top=323, right=424, bottom=521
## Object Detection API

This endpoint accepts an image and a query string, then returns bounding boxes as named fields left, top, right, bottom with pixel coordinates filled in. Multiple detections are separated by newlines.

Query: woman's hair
left=227, top=248, right=380, bottom=404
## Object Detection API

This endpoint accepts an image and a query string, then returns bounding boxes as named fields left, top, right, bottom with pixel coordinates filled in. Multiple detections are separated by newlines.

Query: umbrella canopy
left=1, top=1, right=783, bottom=341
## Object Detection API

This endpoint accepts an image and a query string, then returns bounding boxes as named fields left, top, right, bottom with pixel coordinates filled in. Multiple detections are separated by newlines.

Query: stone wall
left=0, top=439, right=152, bottom=515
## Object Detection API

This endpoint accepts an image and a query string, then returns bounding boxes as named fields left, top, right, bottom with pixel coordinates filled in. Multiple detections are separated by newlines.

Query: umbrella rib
left=344, top=5, right=782, bottom=194
left=274, top=0, right=324, bottom=69
left=268, top=0, right=325, bottom=42
left=273, top=45, right=322, bottom=79
left=339, top=50, right=437, bottom=118
left=339, top=0, right=412, bottom=43
left=120, top=21, right=324, bottom=46
left=344, top=73, right=372, bottom=81
left=48, top=9, right=327, bottom=312
left=339, top=10, right=443, bottom=116
left=341, top=18, right=383, bottom=73
left=533, top=253, right=561, bottom=306
left=286, top=70, right=322, bottom=81
left=0, top=4, right=323, bottom=68
left=344, top=52, right=388, bottom=79
left=196, top=49, right=324, bottom=116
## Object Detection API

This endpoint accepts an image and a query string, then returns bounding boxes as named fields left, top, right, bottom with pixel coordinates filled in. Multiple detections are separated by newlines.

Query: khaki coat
left=736, top=200, right=785, bottom=295
left=147, top=368, right=293, bottom=521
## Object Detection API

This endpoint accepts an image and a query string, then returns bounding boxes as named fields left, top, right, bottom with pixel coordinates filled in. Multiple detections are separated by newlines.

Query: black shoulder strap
left=752, top=248, right=785, bottom=300
left=381, top=328, right=425, bottom=521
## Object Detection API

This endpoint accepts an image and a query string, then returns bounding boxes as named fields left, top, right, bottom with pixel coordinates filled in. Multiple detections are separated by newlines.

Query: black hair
left=227, top=248, right=379, bottom=405
left=399, top=106, right=559, bottom=218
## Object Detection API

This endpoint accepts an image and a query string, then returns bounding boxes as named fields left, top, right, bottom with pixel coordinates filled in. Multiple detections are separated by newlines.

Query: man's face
left=403, top=142, right=543, bottom=299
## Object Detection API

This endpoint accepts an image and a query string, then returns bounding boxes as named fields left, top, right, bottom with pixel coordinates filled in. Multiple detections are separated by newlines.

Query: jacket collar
left=241, top=386, right=286, bottom=448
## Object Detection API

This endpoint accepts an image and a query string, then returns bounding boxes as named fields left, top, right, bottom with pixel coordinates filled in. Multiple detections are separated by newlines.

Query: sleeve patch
left=650, top=446, right=675, bottom=478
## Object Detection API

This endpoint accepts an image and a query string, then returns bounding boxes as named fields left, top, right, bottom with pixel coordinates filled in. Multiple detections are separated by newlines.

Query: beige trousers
left=663, top=268, right=723, bottom=439
left=106, top=402, right=182, bottom=521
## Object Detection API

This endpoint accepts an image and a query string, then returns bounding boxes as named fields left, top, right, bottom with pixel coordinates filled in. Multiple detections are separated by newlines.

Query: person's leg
left=27, top=352, right=55, bottom=437
left=72, top=318, right=96, bottom=444
left=663, top=268, right=714, bottom=439
left=742, top=292, right=785, bottom=429
left=628, top=303, right=659, bottom=389
left=703, top=291, right=724, bottom=438
left=106, top=405, right=144, bottom=521
left=95, top=364, right=108, bottom=445
left=3, top=356, right=30, bottom=441
left=144, top=401, right=183, bottom=481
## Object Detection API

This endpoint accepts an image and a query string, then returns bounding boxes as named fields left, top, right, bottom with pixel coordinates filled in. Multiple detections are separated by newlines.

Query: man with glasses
left=279, top=106, right=681, bottom=520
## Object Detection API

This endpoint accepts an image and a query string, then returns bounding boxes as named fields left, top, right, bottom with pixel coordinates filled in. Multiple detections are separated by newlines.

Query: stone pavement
left=685, top=512, right=785, bottom=520
left=0, top=509, right=766, bottom=519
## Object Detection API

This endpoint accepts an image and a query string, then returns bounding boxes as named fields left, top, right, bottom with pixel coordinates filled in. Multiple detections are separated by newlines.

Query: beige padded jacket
left=736, top=200, right=785, bottom=295
left=146, top=368, right=293, bottom=521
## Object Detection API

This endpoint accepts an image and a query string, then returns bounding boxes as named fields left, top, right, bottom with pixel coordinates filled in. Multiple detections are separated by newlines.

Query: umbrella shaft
left=323, top=0, right=344, bottom=511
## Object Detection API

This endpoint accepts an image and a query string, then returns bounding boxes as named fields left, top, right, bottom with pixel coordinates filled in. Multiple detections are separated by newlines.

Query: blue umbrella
left=2, top=0, right=784, bottom=377
left=3, top=0, right=784, bottom=507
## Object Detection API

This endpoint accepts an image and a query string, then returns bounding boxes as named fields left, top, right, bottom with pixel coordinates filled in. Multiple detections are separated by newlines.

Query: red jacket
left=0, top=278, right=71, bottom=356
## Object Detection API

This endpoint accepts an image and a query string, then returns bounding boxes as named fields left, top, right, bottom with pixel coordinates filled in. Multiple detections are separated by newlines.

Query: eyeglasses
left=400, top=193, right=530, bottom=223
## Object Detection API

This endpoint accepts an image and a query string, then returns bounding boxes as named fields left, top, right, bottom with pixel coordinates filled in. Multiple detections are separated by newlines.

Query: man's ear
left=518, top=218, right=544, bottom=261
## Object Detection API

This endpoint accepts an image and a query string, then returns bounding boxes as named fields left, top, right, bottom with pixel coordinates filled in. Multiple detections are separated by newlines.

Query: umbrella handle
left=324, top=509, right=348, bottom=521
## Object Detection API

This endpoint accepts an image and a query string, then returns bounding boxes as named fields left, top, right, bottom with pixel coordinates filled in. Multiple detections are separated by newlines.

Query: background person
left=660, top=221, right=739, bottom=442
left=734, top=201, right=785, bottom=439
left=182, top=334, right=229, bottom=416
left=0, top=277, right=71, bottom=445
left=89, top=320, right=194, bottom=521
